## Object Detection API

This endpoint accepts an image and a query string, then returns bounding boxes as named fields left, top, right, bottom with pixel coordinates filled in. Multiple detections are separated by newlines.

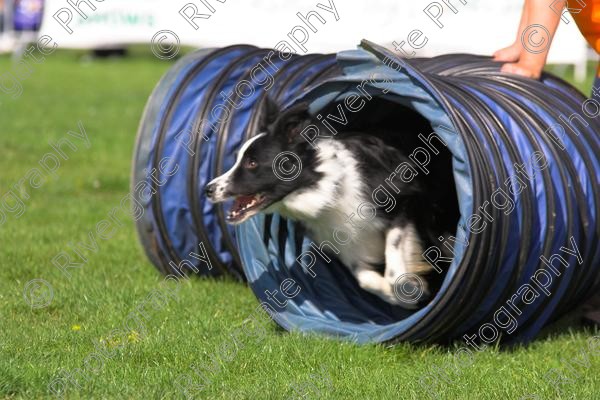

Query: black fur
left=207, top=97, right=454, bottom=297
left=217, top=100, right=324, bottom=209
left=222, top=98, right=443, bottom=236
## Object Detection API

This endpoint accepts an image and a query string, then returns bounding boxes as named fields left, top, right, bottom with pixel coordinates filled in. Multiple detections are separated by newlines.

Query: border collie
left=206, top=99, right=439, bottom=308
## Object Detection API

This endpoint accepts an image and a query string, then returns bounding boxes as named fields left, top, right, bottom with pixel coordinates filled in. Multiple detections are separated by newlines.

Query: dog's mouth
left=226, top=193, right=268, bottom=224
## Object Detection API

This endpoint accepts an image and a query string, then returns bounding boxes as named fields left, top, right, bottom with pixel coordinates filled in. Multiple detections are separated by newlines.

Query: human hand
left=500, top=61, right=543, bottom=79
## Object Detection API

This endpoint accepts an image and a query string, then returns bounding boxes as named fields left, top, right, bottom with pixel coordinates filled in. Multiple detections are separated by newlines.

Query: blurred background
left=0, top=0, right=595, bottom=81
left=1, top=1, right=599, bottom=399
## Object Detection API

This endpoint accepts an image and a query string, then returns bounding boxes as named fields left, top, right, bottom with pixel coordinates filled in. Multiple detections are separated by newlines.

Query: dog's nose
left=205, top=183, right=215, bottom=198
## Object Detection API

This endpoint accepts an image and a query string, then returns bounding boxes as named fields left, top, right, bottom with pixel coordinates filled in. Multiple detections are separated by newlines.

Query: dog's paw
left=406, top=258, right=434, bottom=275
left=390, top=273, right=431, bottom=309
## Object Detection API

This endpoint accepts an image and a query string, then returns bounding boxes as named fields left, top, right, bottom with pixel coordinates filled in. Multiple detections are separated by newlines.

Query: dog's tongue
left=233, top=195, right=255, bottom=211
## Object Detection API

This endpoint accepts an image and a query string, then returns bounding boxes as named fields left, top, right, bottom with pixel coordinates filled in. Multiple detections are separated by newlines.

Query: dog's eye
left=244, top=158, right=258, bottom=169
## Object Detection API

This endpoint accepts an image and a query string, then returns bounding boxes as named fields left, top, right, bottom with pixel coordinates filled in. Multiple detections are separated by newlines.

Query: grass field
left=0, top=52, right=599, bottom=400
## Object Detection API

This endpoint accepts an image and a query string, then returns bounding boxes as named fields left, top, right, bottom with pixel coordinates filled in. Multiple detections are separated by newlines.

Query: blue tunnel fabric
left=132, top=46, right=338, bottom=278
left=133, top=40, right=600, bottom=344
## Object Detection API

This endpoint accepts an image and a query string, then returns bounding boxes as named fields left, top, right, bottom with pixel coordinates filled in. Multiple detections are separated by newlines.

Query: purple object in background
left=13, top=0, right=44, bottom=31
left=0, top=0, right=5, bottom=33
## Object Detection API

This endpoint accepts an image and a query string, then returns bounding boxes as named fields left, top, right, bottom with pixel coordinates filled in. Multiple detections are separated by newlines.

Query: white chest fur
left=275, top=140, right=386, bottom=268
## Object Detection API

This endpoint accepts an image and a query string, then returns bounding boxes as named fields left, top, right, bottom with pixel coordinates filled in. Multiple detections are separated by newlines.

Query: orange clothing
left=570, top=0, right=600, bottom=53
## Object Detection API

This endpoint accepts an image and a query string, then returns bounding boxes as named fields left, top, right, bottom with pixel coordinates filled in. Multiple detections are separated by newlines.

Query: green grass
left=0, top=52, right=599, bottom=400
left=545, top=61, right=597, bottom=94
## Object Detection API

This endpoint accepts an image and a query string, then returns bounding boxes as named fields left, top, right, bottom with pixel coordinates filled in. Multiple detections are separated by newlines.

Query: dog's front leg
left=354, top=263, right=399, bottom=305
left=383, top=223, right=431, bottom=308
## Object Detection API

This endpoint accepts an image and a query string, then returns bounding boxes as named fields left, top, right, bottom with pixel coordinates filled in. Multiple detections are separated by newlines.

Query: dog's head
left=205, top=98, right=320, bottom=224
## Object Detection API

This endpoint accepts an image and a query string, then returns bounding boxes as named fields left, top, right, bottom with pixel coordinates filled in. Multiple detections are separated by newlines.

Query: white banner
left=38, top=0, right=588, bottom=66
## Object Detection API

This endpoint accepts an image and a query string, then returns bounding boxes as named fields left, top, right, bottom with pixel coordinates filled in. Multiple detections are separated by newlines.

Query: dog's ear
left=261, top=96, right=280, bottom=128
left=279, top=102, right=311, bottom=143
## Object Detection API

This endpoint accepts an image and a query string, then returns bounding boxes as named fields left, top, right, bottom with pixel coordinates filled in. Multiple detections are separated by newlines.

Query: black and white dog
left=205, top=99, right=442, bottom=308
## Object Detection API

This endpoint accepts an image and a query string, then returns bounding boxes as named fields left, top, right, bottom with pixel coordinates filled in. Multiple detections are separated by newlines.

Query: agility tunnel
left=132, top=40, right=600, bottom=344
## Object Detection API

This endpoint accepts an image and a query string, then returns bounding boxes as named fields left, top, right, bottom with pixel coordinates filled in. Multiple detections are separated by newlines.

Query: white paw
left=355, top=269, right=430, bottom=309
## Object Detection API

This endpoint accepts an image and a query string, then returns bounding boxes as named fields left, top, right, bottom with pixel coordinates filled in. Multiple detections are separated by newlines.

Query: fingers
left=492, top=44, right=522, bottom=62
left=500, top=62, right=541, bottom=79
